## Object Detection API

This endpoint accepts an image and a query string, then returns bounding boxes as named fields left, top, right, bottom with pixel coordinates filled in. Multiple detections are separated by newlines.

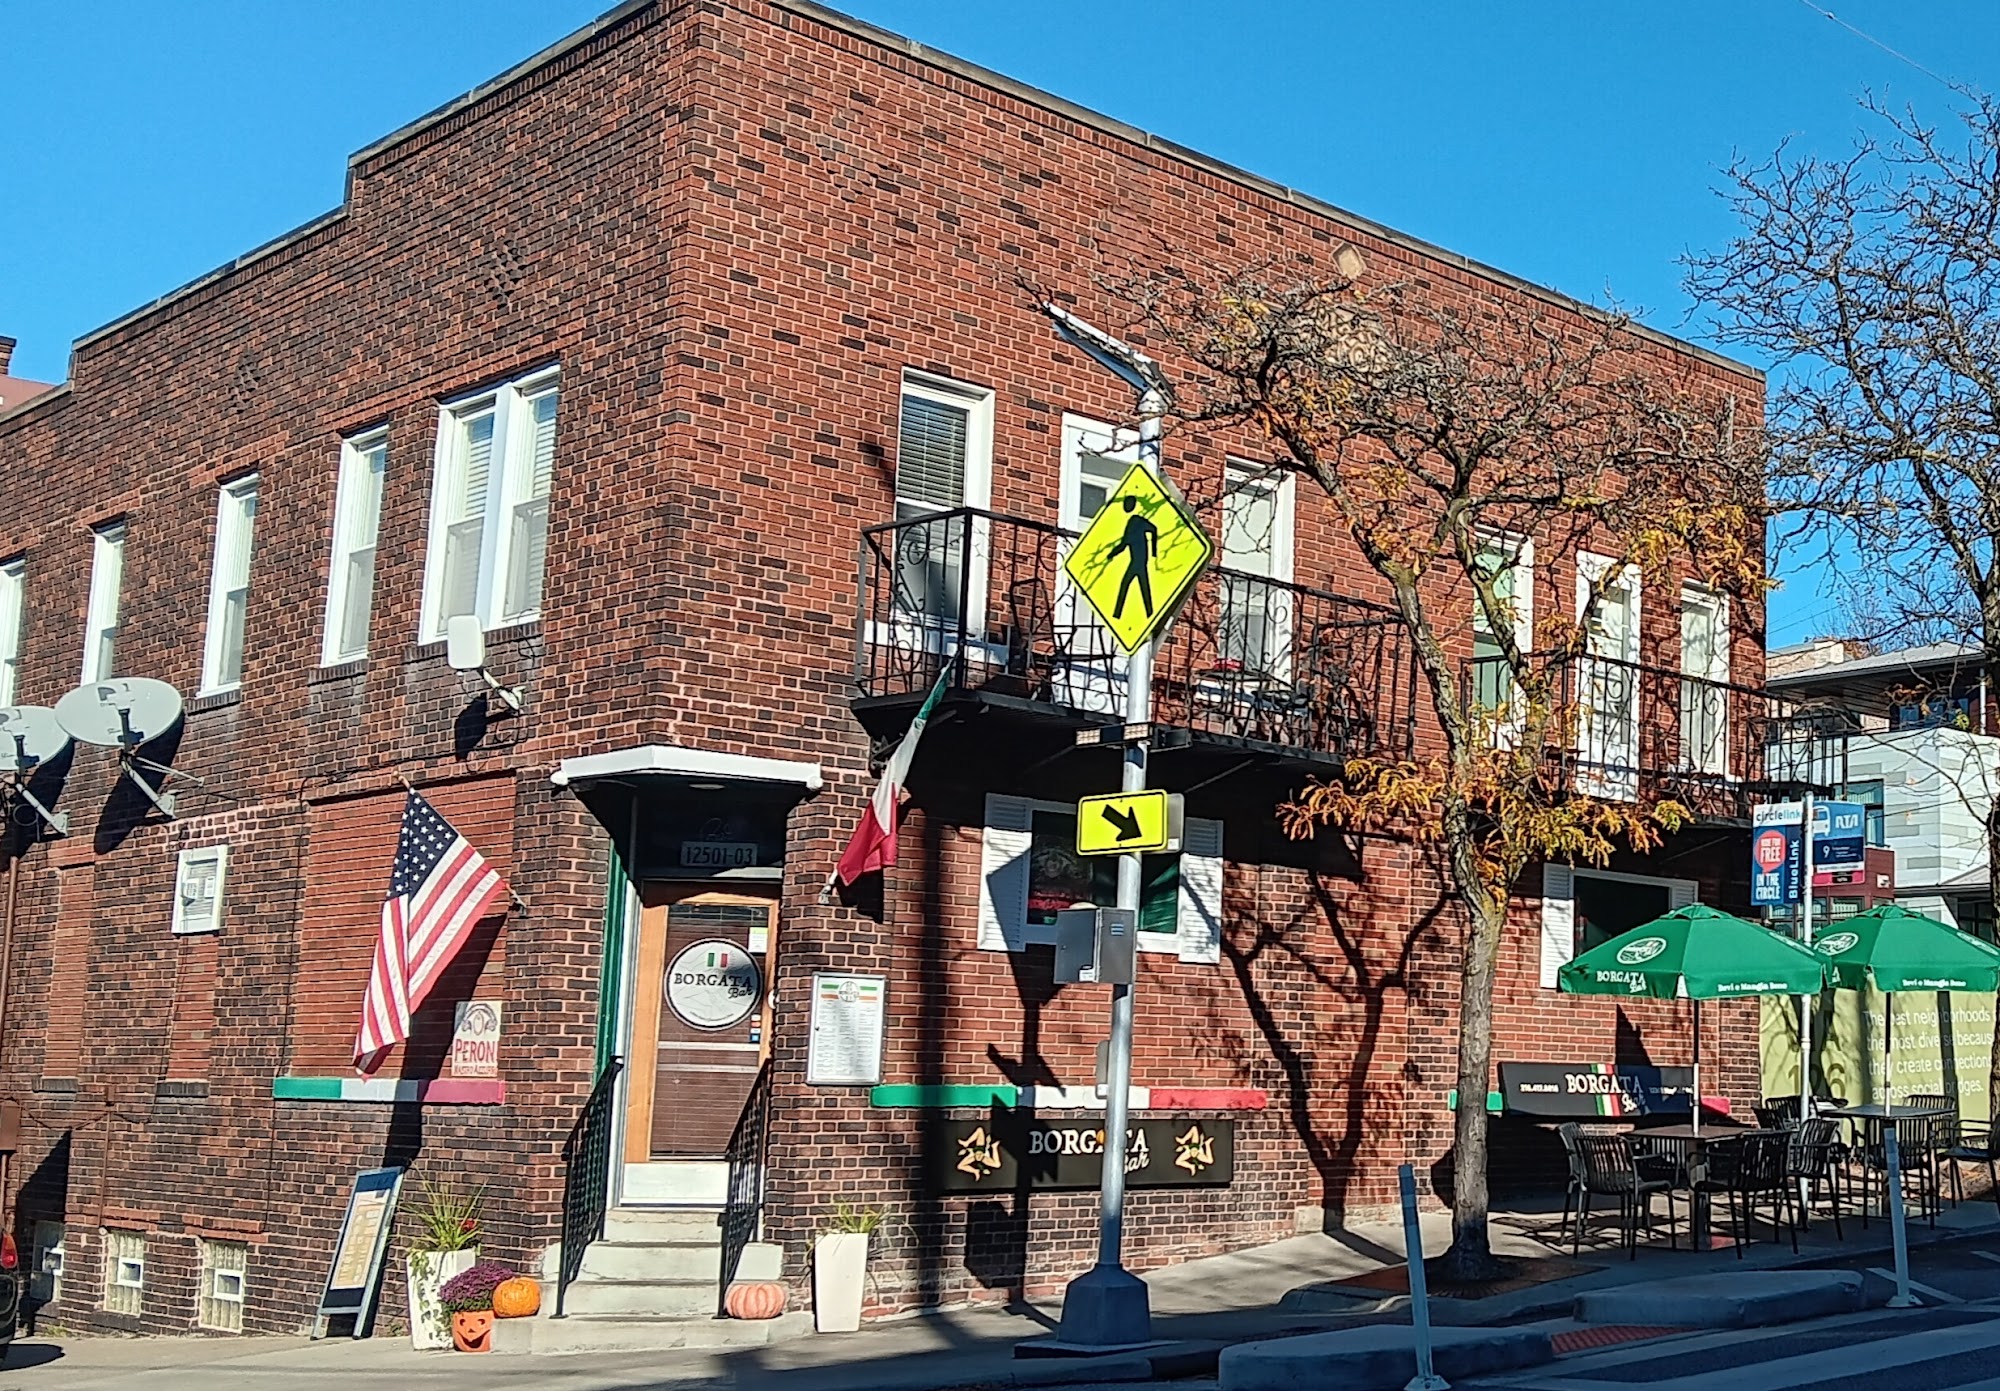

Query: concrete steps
left=507, top=1205, right=797, bottom=1354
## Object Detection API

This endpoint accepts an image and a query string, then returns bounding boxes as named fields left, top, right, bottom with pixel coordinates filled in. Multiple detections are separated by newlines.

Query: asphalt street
left=1464, top=1234, right=2000, bottom=1391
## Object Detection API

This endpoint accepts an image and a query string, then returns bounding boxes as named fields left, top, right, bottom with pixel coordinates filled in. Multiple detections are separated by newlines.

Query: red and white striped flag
left=823, top=668, right=950, bottom=901
left=355, top=790, right=508, bottom=1073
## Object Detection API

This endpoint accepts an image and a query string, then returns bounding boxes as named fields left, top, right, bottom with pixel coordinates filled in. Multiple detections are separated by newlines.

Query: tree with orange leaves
left=1113, top=257, right=1766, bottom=1279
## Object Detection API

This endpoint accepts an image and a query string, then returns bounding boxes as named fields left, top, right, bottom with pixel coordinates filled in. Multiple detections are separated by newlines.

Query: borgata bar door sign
left=665, top=938, right=762, bottom=1030
left=929, top=1112, right=1234, bottom=1192
left=1075, top=790, right=1183, bottom=856
left=1061, top=462, right=1214, bottom=653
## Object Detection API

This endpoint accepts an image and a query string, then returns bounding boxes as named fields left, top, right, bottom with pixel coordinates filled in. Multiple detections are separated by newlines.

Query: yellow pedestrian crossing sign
left=1076, top=790, right=1184, bottom=856
left=1062, top=462, right=1214, bottom=653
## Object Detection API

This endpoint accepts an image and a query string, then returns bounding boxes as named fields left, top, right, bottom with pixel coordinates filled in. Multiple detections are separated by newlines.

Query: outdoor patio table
left=1824, top=1102, right=1955, bottom=1221
left=1632, top=1122, right=1751, bottom=1249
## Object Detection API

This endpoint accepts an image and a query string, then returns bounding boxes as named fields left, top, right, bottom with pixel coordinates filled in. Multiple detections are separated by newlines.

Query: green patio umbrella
left=1811, top=904, right=2000, bottom=1105
left=1558, top=904, right=1830, bottom=1133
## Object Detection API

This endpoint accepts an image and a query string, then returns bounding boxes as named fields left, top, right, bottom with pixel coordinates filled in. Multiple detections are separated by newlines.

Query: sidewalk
left=9, top=1194, right=1997, bottom=1390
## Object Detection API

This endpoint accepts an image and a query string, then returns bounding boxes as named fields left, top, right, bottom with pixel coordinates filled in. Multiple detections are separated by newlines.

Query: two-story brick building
left=0, top=0, right=1830, bottom=1342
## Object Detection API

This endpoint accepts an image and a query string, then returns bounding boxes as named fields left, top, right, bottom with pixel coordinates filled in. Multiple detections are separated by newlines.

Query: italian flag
left=825, top=670, right=950, bottom=898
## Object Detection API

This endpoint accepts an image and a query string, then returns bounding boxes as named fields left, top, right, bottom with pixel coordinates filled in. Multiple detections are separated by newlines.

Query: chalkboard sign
left=312, top=1166, right=405, bottom=1339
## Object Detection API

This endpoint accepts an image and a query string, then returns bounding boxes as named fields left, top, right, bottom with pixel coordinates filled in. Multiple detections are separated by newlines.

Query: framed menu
left=807, top=973, right=886, bottom=1085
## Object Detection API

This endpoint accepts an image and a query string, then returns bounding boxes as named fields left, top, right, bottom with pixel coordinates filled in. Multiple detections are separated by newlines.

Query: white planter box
left=812, top=1232, right=869, bottom=1334
left=406, top=1247, right=478, bottom=1350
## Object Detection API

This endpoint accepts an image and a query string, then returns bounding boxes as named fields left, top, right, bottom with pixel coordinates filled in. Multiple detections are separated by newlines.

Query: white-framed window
left=1217, top=459, right=1294, bottom=679
left=1052, top=413, right=1142, bottom=710
left=322, top=428, right=388, bottom=665
left=1680, top=584, right=1730, bottom=776
left=419, top=365, right=558, bottom=641
left=199, top=475, right=260, bottom=694
left=1469, top=532, right=1534, bottom=738
left=0, top=556, right=23, bottom=706
left=80, top=522, right=125, bottom=685
left=102, top=1229, right=144, bottom=1316
left=172, top=845, right=229, bottom=935
left=976, top=793, right=1224, bottom=964
left=1538, top=863, right=1697, bottom=988
left=1575, top=551, right=1641, bottom=800
left=197, top=1239, right=247, bottom=1332
left=889, top=371, right=993, bottom=627
left=31, top=1220, right=64, bottom=1305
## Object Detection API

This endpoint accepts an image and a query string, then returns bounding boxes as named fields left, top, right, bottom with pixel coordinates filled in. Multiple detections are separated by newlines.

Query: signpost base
left=1058, top=1265, right=1152, bottom=1348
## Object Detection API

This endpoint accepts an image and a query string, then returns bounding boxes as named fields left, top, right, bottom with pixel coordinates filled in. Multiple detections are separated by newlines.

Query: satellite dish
left=0, top=706, right=71, bottom=772
left=446, top=615, right=487, bottom=673
left=54, top=677, right=185, bottom=749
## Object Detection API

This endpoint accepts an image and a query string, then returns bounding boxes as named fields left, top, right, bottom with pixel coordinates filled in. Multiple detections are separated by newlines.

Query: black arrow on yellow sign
left=1101, top=803, right=1143, bottom=843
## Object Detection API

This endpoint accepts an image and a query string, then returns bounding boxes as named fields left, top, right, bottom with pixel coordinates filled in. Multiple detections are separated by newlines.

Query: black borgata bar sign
left=929, top=1112, right=1234, bottom=1192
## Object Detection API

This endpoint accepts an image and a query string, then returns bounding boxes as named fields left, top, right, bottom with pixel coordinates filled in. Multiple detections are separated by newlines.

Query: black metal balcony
left=1462, top=653, right=1846, bottom=822
left=854, top=508, right=1417, bottom=768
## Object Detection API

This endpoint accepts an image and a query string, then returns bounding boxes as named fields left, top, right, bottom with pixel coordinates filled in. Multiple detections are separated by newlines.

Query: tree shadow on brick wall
left=1213, top=867, right=1445, bottom=1229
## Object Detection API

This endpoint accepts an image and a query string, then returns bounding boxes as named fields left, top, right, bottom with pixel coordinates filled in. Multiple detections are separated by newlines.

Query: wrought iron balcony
left=854, top=508, right=1417, bottom=766
left=1462, top=653, right=1846, bottom=821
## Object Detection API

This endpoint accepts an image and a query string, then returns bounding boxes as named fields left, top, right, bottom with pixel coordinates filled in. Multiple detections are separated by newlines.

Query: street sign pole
left=1799, top=791, right=1816, bottom=1122
left=1060, top=385, right=1168, bottom=1349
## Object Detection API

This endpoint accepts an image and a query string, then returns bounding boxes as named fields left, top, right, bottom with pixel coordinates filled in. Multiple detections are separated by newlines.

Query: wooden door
left=622, top=885, right=774, bottom=1204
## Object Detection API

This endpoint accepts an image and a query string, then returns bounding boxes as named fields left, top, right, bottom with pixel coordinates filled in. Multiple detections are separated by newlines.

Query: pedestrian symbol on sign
left=1062, top=463, right=1213, bottom=652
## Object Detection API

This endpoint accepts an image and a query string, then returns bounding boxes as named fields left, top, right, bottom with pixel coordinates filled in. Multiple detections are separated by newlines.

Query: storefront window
left=1027, top=808, right=1178, bottom=938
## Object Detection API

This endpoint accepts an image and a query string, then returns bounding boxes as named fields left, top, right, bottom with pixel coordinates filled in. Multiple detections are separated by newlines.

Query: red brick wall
left=0, top=0, right=1768, bottom=1330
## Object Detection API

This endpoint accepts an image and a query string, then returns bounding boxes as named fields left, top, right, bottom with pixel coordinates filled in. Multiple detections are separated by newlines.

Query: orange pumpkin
left=491, top=1276, right=542, bottom=1319
left=724, top=1280, right=787, bottom=1320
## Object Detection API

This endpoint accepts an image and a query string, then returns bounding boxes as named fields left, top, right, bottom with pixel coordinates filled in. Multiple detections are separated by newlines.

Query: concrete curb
left=1574, top=1270, right=1867, bottom=1329
left=1218, top=1325, right=1553, bottom=1391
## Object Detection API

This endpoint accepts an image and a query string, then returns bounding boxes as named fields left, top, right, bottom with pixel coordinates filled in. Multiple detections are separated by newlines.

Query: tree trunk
left=1435, top=886, right=1512, bottom=1283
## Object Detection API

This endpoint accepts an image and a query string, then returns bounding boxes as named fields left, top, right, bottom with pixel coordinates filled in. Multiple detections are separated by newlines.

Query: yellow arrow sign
left=1062, top=463, right=1213, bottom=652
left=1076, top=790, right=1184, bottom=856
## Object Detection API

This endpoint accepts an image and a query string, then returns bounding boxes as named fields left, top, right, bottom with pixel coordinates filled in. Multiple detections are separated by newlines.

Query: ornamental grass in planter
left=405, top=1177, right=484, bottom=1351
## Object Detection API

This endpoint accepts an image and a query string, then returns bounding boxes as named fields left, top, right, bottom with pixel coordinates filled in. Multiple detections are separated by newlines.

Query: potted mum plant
left=405, top=1177, right=483, bottom=1351
left=812, top=1202, right=882, bottom=1334
left=438, top=1261, right=515, bottom=1353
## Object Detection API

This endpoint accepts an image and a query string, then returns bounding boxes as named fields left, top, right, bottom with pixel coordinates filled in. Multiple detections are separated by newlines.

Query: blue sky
left=5, top=1, right=1996, bottom=643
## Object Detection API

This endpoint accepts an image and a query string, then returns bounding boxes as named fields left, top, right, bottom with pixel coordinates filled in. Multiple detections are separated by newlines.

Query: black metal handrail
left=554, top=1056, right=623, bottom=1319
left=1460, top=652, right=1845, bottom=817
left=855, top=506, right=1417, bottom=762
left=716, top=1058, right=774, bottom=1314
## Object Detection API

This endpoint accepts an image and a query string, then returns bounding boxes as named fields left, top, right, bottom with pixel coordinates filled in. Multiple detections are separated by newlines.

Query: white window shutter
left=1669, top=879, right=1697, bottom=909
left=1539, top=863, right=1574, bottom=989
left=1177, top=818, right=1225, bottom=964
left=977, top=794, right=1034, bottom=952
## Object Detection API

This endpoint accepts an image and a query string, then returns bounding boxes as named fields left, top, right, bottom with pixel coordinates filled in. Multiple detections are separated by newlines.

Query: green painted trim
left=273, top=1077, right=343, bottom=1100
left=1444, top=1089, right=1504, bottom=1114
left=870, top=1084, right=1018, bottom=1108
left=595, top=822, right=634, bottom=1076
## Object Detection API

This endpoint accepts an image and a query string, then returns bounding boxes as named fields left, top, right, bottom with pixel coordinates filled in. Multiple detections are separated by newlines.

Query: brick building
left=0, top=0, right=1829, bottom=1341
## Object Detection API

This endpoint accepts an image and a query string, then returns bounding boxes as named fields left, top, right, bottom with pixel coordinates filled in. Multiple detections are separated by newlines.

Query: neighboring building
left=0, top=0, right=1822, bottom=1341
left=0, top=338, right=54, bottom=415
left=1769, top=640, right=1996, bottom=934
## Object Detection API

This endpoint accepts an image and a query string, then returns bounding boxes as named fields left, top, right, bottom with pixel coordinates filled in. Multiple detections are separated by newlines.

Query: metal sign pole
left=1059, top=386, right=1166, bottom=1348
left=1400, top=1164, right=1449, bottom=1391
left=1800, top=792, right=1816, bottom=1120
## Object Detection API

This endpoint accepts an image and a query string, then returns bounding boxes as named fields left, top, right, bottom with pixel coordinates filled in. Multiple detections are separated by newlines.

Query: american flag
left=355, top=790, right=508, bottom=1072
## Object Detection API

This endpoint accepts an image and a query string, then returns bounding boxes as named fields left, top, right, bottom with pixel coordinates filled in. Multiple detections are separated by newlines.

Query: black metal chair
left=1573, top=1132, right=1676, bottom=1259
left=1755, top=1096, right=1802, bottom=1131
left=1556, top=1122, right=1589, bottom=1247
left=1942, top=1119, right=2000, bottom=1212
left=1786, top=1116, right=1847, bottom=1238
left=1697, top=1131, right=1797, bottom=1257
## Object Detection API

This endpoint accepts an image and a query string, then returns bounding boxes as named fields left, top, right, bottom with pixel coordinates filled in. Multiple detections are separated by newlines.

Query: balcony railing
left=1463, top=653, right=1845, bottom=819
left=855, top=508, right=1417, bottom=763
